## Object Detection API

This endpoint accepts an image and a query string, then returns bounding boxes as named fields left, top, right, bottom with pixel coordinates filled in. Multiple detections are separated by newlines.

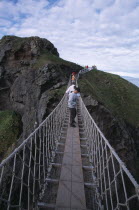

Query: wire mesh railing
left=0, top=94, right=68, bottom=210
left=79, top=97, right=139, bottom=210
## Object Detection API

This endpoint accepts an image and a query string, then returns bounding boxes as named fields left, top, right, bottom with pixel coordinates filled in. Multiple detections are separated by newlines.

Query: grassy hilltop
left=78, top=69, right=139, bottom=128
left=0, top=35, right=82, bottom=72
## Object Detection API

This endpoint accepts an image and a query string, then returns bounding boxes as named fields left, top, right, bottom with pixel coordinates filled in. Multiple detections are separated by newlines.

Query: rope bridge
left=0, top=77, right=139, bottom=209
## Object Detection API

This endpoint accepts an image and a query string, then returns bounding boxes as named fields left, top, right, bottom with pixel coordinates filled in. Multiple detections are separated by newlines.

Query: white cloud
left=92, top=0, right=114, bottom=10
left=109, top=71, right=139, bottom=78
left=0, top=0, right=139, bottom=77
left=0, top=19, right=11, bottom=27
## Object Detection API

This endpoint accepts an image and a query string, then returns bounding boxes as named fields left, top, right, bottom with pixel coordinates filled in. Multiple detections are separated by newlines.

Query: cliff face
left=79, top=70, right=139, bottom=179
left=0, top=35, right=81, bottom=159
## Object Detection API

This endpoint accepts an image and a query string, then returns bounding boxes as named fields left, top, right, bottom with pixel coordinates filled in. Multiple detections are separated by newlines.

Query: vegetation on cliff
left=0, top=35, right=82, bottom=72
left=33, top=50, right=82, bottom=71
left=0, top=111, right=22, bottom=159
left=0, top=35, right=59, bottom=56
left=79, top=69, right=139, bottom=127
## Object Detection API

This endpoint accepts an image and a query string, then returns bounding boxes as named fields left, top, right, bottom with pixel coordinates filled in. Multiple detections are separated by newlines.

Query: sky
left=0, top=0, right=139, bottom=78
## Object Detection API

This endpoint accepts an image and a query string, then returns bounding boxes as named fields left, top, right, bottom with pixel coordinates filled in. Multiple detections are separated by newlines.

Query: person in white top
left=66, top=84, right=80, bottom=97
left=66, top=85, right=76, bottom=94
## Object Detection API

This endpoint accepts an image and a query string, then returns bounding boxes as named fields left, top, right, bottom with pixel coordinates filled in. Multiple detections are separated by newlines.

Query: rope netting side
left=79, top=97, right=139, bottom=210
left=0, top=94, right=68, bottom=210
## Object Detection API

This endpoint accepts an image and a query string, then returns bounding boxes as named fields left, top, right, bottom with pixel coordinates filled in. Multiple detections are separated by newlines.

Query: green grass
left=0, top=35, right=82, bottom=70
left=0, top=111, right=22, bottom=158
left=78, top=70, right=139, bottom=127
left=33, top=50, right=82, bottom=70
left=49, top=85, right=67, bottom=99
left=12, top=38, right=26, bottom=51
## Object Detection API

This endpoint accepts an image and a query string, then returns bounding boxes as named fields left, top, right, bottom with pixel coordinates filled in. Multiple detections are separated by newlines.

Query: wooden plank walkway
left=55, top=120, right=87, bottom=210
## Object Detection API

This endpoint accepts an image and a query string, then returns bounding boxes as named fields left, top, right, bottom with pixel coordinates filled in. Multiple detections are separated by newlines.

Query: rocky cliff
left=0, top=35, right=81, bottom=160
left=78, top=70, right=139, bottom=180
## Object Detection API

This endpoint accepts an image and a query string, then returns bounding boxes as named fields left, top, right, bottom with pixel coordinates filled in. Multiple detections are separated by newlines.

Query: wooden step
left=45, top=178, right=59, bottom=183
left=55, top=151, right=64, bottom=155
left=37, top=202, right=55, bottom=209
left=57, top=142, right=65, bottom=146
left=83, top=165, right=94, bottom=170
left=51, top=163, right=62, bottom=167
left=81, top=144, right=87, bottom=148
left=80, top=137, right=87, bottom=141
left=84, top=182, right=98, bottom=188
left=81, top=153, right=89, bottom=157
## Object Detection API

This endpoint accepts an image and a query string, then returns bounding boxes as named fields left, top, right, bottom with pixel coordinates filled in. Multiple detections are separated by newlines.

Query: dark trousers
left=69, top=108, right=76, bottom=125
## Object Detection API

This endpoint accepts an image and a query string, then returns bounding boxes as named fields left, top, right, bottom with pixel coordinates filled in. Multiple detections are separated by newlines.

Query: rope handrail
left=80, top=97, right=139, bottom=188
left=0, top=94, right=66, bottom=168
left=79, top=96, right=139, bottom=209
left=0, top=91, right=68, bottom=209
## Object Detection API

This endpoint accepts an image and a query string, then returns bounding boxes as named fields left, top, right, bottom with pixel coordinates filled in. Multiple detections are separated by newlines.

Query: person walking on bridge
left=68, top=87, right=80, bottom=127
left=72, top=71, right=76, bottom=76
left=71, top=75, right=76, bottom=84
left=66, top=84, right=76, bottom=94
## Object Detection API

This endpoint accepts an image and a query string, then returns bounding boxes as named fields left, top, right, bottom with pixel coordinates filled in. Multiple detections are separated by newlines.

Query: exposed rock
left=82, top=95, right=98, bottom=107
left=0, top=66, right=4, bottom=78
left=0, top=35, right=81, bottom=157
left=52, top=81, right=66, bottom=89
left=0, top=63, right=66, bottom=139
